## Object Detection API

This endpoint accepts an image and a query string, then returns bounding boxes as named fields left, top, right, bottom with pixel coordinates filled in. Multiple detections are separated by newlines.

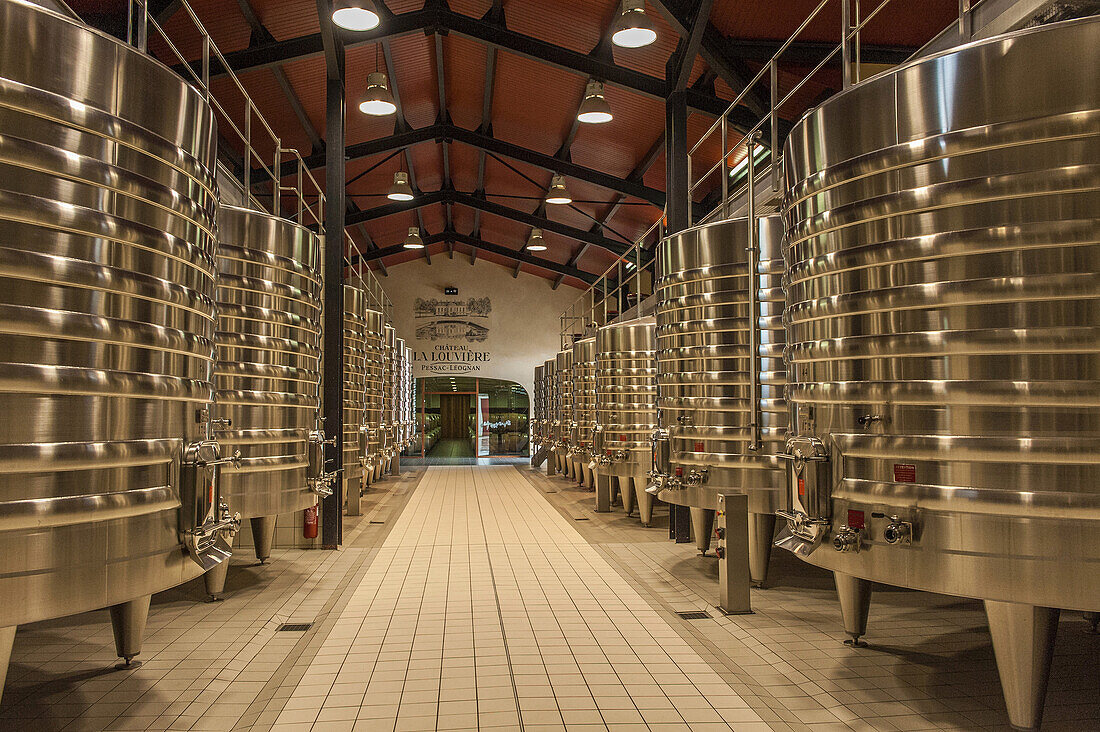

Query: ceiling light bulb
left=526, top=228, right=547, bottom=251
left=359, top=71, right=396, bottom=116
left=332, top=0, right=380, bottom=31
left=611, top=0, right=657, bottom=48
left=388, top=171, right=414, bottom=201
left=577, top=80, right=613, bottom=124
left=403, top=227, right=424, bottom=249
left=546, top=174, right=572, bottom=205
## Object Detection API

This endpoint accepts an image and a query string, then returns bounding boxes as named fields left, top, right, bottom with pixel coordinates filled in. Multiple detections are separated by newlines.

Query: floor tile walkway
left=272, top=465, right=768, bottom=732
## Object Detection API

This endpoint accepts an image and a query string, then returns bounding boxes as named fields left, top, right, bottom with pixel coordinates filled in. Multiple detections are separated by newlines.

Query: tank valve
left=684, top=467, right=708, bottom=487
left=833, top=526, right=862, bottom=553
left=883, top=517, right=912, bottom=545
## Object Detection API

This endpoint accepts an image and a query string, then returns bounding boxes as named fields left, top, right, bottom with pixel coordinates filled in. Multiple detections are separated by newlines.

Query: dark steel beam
left=358, top=231, right=597, bottom=284
left=670, top=0, right=715, bottom=91
left=317, top=0, right=344, bottom=548
left=723, top=38, right=916, bottom=66
left=285, top=122, right=666, bottom=208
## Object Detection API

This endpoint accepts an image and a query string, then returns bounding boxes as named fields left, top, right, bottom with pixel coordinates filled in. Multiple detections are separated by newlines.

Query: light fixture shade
left=611, top=0, right=657, bottom=48
left=526, top=228, right=547, bottom=251
left=546, top=174, right=572, bottom=205
left=403, top=227, right=424, bottom=249
left=359, top=71, right=396, bottom=116
left=577, top=80, right=613, bottom=123
left=388, top=171, right=415, bottom=201
left=332, top=0, right=380, bottom=31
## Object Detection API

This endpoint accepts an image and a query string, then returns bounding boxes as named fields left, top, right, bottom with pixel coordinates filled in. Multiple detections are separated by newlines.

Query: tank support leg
left=252, top=516, right=277, bottom=565
left=109, top=595, right=150, bottom=665
left=634, top=477, right=654, bottom=527
left=346, top=477, right=362, bottom=516
left=595, top=472, right=612, bottom=512
left=620, top=477, right=636, bottom=515
left=391, top=452, right=401, bottom=476
left=984, top=601, right=1059, bottom=732
left=546, top=451, right=557, bottom=476
left=1083, top=612, right=1099, bottom=634
left=0, top=625, right=15, bottom=705
left=689, top=507, right=715, bottom=555
left=834, top=572, right=872, bottom=646
left=748, top=512, right=776, bottom=587
left=582, top=463, right=594, bottom=490
left=203, top=529, right=237, bottom=601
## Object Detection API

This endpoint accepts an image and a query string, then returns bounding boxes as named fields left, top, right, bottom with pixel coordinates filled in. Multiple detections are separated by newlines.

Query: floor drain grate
left=277, top=623, right=312, bottom=632
left=676, top=611, right=711, bottom=620
left=369, top=520, right=385, bottom=524
left=574, top=517, right=589, bottom=521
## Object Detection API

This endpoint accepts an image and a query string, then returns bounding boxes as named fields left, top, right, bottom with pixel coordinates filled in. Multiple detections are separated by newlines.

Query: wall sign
left=412, top=296, right=493, bottom=374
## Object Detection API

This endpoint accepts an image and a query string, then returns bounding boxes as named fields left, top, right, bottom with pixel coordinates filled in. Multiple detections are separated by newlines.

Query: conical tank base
left=109, top=595, right=150, bottom=664
left=251, top=515, right=277, bottom=564
left=620, top=477, right=636, bottom=515
left=984, top=601, right=1059, bottom=731
left=748, top=512, right=776, bottom=586
left=0, top=625, right=15, bottom=706
left=834, top=572, right=872, bottom=646
left=203, top=530, right=237, bottom=600
left=634, top=478, right=654, bottom=527
left=345, top=476, right=362, bottom=516
left=689, top=507, right=715, bottom=555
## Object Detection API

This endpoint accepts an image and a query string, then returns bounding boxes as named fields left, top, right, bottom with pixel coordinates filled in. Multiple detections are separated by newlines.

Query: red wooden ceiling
left=72, top=0, right=959, bottom=287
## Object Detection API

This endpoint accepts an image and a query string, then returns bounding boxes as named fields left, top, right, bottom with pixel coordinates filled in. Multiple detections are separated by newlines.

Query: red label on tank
left=894, top=464, right=917, bottom=483
left=675, top=467, right=683, bottom=477
left=847, top=509, right=865, bottom=530
left=620, top=435, right=628, bottom=441
left=606, top=449, right=612, bottom=456
left=797, top=478, right=805, bottom=497
left=694, top=441, right=704, bottom=452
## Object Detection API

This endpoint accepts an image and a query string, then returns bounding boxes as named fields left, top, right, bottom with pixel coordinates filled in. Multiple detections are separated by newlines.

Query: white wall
left=382, top=257, right=581, bottom=396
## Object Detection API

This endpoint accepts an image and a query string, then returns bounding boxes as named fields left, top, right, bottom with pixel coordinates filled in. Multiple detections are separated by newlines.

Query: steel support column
left=320, top=12, right=345, bottom=549
left=664, top=87, right=691, bottom=542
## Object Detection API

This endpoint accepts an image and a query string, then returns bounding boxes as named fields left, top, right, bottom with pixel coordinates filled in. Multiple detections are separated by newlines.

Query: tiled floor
left=3, top=463, right=1098, bottom=732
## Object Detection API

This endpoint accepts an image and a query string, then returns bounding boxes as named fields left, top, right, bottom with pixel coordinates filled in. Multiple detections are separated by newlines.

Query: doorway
left=434, top=393, right=474, bottom=457
left=411, top=376, right=530, bottom=461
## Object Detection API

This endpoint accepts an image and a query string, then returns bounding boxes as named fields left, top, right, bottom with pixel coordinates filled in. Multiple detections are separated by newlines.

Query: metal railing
left=127, top=0, right=392, bottom=318
left=559, top=218, right=663, bottom=348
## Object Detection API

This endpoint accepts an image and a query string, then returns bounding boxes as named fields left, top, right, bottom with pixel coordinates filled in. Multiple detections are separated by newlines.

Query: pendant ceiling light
left=387, top=171, right=414, bottom=201
left=611, top=0, right=657, bottom=48
left=526, top=228, right=547, bottom=251
left=359, top=71, right=396, bottom=116
left=403, top=227, right=424, bottom=249
left=546, top=174, right=572, bottom=205
left=331, top=0, right=380, bottom=31
left=577, top=80, right=613, bottom=124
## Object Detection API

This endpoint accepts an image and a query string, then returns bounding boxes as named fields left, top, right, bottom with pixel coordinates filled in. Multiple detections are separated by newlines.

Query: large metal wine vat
left=362, top=309, right=385, bottom=485
left=592, top=317, right=658, bottom=525
left=379, top=324, right=397, bottom=477
left=571, top=336, right=597, bottom=488
left=778, top=17, right=1100, bottom=730
left=652, top=216, right=788, bottom=584
left=532, top=364, right=546, bottom=449
left=554, top=349, right=574, bottom=478
left=0, top=0, right=237, bottom=693
left=205, top=205, right=324, bottom=597
left=394, top=336, right=406, bottom=456
left=342, top=286, right=366, bottom=514
left=543, top=358, right=558, bottom=475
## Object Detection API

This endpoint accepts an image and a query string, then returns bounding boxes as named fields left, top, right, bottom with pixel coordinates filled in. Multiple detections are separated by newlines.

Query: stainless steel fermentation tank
left=543, top=358, right=559, bottom=475
left=553, top=349, right=575, bottom=477
left=0, top=0, right=239, bottom=696
left=531, top=364, right=546, bottom=463
left=652, top=216, right=788, bottom=586
left=570, top=336, right=597, bottom=488
left=378, top=325, right=397, bottom=478
left=342, top=286, right=366, bottom=514
left=362, top=309, right=385, bottom=485
left=778, top=17, right=1099, bottom=731
left=204, top=206, right=329, bottom=599
left=402, top=344, right=413, bottom=450
left=591, top=317, right=658, bottom=525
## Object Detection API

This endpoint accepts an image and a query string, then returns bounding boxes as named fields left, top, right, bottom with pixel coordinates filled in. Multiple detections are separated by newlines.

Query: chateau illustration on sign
left=413, top=296, right=492, bottom=374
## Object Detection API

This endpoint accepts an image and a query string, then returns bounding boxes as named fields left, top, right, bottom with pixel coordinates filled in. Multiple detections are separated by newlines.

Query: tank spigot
left=883, top=517, right=912, bottom=545
left=684, top=467, right=708, bottom=486
left=857, top=414, right=883, bottom=428
left=833, top=526, right=862, bottom=553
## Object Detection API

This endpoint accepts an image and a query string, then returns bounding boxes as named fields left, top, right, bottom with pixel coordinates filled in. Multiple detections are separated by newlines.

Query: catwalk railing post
left=320, top=14, right=345, bottom=549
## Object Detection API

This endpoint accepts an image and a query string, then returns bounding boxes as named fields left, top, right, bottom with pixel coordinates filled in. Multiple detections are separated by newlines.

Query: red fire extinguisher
left=303, top=505, right=318, bottom=539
